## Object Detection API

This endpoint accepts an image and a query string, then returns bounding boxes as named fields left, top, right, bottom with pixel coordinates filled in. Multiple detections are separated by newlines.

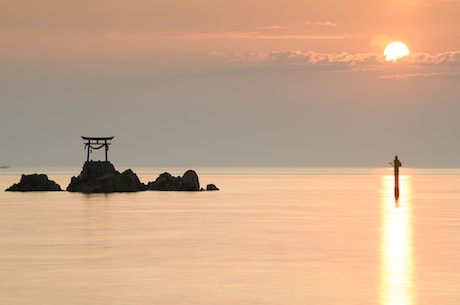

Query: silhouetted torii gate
left=82, top=136, right=114, bottom=162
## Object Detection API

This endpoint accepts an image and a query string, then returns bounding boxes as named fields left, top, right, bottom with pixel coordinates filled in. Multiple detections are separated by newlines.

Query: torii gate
left=82, top=136, right=114, bottom=162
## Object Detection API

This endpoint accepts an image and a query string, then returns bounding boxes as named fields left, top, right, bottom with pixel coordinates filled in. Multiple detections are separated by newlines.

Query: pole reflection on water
left=380, top=175, right=414, bottom=305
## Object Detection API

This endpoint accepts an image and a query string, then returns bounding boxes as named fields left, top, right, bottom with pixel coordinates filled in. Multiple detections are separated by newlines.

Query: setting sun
left=384, top=41, right=410, bottom=61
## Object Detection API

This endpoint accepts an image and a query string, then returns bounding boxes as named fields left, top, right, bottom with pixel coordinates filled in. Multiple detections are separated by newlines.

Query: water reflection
left=380, top=175, right=414, bottom=305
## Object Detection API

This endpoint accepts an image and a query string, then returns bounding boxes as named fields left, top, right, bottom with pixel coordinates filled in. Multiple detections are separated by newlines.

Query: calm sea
left=1, top=167, right=460, bottom=305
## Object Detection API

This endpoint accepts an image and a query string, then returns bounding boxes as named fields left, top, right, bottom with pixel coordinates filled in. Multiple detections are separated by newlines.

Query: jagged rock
left=206, top=184, right=219, bottom=191
left=113, top=169, right=145, bottom=192
left=67, top=161, right=145, bottom=193
left=182, top=170, right=200, bottom=191
left=146, top=172, right=177, bottom=191
left=6, top=174, right=62, bottom=192
left=146, top=169, right=200, bottom=191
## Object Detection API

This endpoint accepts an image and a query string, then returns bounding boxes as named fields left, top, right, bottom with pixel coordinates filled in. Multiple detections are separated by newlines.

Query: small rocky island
left=66, top=161, right=210, bottom=193
left=67, top=161, right=145, bottom=193
left=5, top=136, right=219, bottom=193
left=5, top=173, right=62, bottom=192
left=146, top=169, right=200, bottom=191
left=6, top=163, right=218, bottom=193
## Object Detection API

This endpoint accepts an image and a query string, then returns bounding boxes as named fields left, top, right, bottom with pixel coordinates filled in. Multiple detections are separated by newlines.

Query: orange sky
left=2, top=0, right=460, bottom=73
left=2, top=1, right=459, bottom=56
left=1, top=0, right=460, bottom=166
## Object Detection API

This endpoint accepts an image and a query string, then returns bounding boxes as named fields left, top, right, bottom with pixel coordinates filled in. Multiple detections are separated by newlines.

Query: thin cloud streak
left=302, top=21, right=337, bottom=27
left=164, top=20, right=343, bottom=41
left=211, top=50, right=460, bottom=68
left=170, top=31, right=347, bottom=41
left=378, top=72, right=460, bottom=79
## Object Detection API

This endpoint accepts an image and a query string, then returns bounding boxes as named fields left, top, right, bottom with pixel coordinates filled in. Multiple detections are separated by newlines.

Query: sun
left=384, top=41, right=410, bottom=62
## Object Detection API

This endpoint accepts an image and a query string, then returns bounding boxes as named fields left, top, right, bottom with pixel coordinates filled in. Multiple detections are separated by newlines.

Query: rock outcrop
left=206, top=184, right=220, bottom=191
left=5, top=163, right=218, bottom=194
left=67, top=161, right=145, bottom=193
left=6, top=174, right=62, bottom=192
left=146, top=169, right=200, bottom=191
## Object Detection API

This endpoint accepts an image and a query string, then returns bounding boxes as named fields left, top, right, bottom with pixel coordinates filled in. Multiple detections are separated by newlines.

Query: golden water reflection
left=380, top=175, right=414, bottom=305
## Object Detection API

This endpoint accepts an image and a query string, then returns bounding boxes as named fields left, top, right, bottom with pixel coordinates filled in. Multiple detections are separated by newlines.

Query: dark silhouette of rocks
left=6, top=174, right=62, bottom=192
left=181, top=170, right=200, bottom=191
left=146, top=169, right=201, bottom=191
left=206, top=184, right=219, bottom=191
left=5, top=162, right=218, bottom=194
left=67, top=161, right=145, bottom=193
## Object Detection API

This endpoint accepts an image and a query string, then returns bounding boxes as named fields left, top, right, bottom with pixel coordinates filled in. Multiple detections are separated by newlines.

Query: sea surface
left=1, top=167, right=460, bottom=305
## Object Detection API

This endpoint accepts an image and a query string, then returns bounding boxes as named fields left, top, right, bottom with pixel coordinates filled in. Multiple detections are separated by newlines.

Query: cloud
left=167, top=20, right=342, bottom=41
left=206, top=50, right=460, bottom=80
left=378, top=72, right=459, bottom=79
left=407, top=51, right=460, bottom=65
left=211, top=51, right=381, bottom=68
left=302, top=21, right=337, bottom=27
left=257, top=25, right=290, bottom=30
left=171, top=31, right=347, bottom=41
left=210, top=50, right=460, bottom=70
left=254, top=21, right=337, bottom=32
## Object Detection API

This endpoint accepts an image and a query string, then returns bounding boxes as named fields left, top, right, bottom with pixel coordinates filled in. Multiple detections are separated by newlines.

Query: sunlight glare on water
left=380, top=175, right=414, bottom=305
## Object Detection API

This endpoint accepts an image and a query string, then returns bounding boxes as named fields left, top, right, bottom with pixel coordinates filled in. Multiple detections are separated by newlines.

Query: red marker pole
left=391, top=155, right=402, bottom=199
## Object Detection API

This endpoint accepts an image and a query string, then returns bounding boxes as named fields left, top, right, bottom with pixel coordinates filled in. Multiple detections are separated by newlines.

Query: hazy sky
left=2, top=0, right=460, bottom=167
